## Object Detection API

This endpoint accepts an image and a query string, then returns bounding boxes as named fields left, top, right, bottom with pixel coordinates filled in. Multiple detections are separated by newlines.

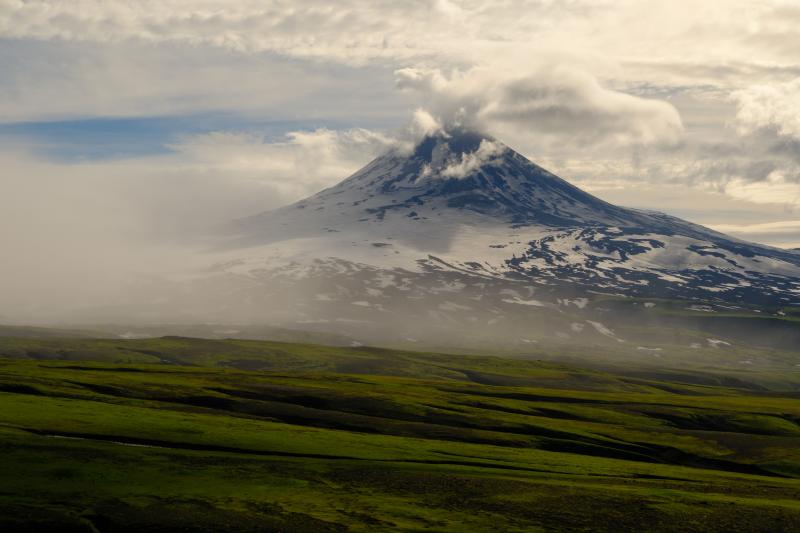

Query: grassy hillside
left=2, top=333, right=799, bottom=389
left=0, top=324, right=102, bottom=339
left=1, top=337, right=800, bottom=531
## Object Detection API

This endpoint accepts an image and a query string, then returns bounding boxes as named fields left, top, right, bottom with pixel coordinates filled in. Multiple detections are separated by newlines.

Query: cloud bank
left=0, top=128, right=396, bottom=321
left=2, top=1, right=798, bottom=70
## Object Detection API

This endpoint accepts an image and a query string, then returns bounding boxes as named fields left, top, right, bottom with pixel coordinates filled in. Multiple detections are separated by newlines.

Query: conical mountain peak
left=238, top=131, right=656, bottom=237
left=310, top=128, right=641, bottom=227
left=235, top=131, right=799, bottom=261
left=225, top=129, right=800, bottom=308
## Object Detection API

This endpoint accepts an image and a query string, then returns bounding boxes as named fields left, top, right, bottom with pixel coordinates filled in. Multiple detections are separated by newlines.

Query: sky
left=2, top=1, right=800, bottom=318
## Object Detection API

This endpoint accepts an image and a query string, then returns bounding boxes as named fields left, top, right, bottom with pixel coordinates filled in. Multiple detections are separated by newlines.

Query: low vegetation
left=1, top=335, right=800, bottom=531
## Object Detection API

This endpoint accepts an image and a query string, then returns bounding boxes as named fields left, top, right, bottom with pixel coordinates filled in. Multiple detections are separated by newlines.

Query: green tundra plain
left=1, top=335, right=800, bottom=532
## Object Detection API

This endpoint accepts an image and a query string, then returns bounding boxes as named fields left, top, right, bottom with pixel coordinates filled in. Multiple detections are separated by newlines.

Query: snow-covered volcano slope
left=224, top=129, right=800, bottom=307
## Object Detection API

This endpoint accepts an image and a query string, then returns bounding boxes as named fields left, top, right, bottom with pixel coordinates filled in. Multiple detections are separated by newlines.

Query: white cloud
left=0, top=39, right=407, bottom=122
left=410, top=109, right=445, bottom=138
left=0, top=1, right=794, bottom=154
left=167, top=128, right=398, bottom=204
left=440, top=139, right=505, bottom=178
left=396, top=65, right=684, bottom=148
left=710, top=220, right=800, bottom=235
left=732, top=78, right=800, bottom=138
left=0, top=0, right=479, bottom=63
left=707, top=220, right=800, bottom=249
left=724, top=174, right=800, bottom=206
left=1, top=1, right=797, bottom=75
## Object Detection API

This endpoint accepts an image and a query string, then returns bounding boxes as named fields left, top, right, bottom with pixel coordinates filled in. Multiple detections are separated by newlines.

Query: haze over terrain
left=4, top=6, right=800, bottom=530
left=2, top=1, right=800, bottom=325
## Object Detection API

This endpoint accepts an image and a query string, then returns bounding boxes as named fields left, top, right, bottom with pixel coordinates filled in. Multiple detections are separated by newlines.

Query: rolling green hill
left=1, top=336, right=800, bottom=531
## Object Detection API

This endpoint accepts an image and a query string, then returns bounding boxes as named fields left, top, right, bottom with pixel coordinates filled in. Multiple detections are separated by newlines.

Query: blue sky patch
left=0, top=114, right=372, bottom=162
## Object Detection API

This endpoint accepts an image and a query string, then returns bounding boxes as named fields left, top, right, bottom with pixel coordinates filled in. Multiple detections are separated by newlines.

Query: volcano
left=225, top=130, right=800, bottom=302
left=203, top=130, right=800, bottom=346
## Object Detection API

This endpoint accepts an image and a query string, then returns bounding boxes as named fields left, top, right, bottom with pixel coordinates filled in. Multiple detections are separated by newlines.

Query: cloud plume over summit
left=396, top=65, right=684, bottom=148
